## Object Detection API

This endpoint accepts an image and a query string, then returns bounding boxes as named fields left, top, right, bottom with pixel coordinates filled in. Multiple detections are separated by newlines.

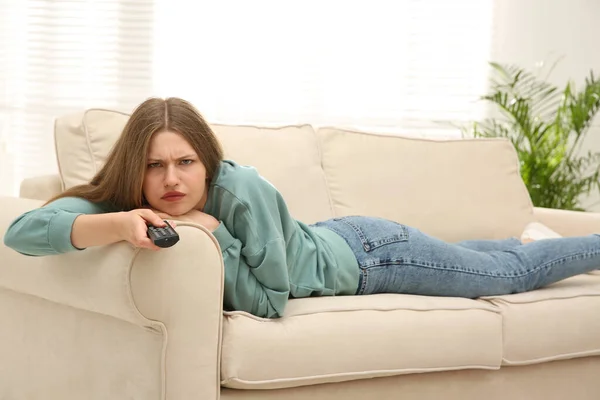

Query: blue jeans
left=313, top=216, right=600, bottom=297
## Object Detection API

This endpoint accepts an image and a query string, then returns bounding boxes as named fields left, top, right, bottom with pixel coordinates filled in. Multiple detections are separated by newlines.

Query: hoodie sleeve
left=212, top=220, right=289, bottom=318
left=3, top=197, right=112, bottom=256
left=210, top=167, right=296, bottom=318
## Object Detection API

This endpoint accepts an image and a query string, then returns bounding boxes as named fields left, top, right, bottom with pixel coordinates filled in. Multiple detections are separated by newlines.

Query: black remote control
left=147, top=221, right=180, bottom=248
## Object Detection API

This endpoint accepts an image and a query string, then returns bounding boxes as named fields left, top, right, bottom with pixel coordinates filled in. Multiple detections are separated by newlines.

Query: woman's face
left=142, top=130, right=208, bottom=216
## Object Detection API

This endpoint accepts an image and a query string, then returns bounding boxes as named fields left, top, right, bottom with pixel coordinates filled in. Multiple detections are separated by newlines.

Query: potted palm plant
left=461, top=62, right=600, bottom=211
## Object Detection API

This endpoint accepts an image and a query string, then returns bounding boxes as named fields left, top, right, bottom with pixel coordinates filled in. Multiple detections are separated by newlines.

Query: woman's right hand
left=116, top=209, right=168, bottom=251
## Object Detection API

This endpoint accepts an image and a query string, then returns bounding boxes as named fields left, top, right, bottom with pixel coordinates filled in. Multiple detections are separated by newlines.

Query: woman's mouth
left=162, top=191, right=186, bottom=202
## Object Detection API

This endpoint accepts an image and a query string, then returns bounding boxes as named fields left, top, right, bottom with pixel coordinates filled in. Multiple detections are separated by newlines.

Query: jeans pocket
left=333, top=216, right=409, bottom=252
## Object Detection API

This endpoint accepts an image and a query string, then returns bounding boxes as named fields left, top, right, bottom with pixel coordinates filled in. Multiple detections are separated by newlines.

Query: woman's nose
left=164, top=165, right=179, bottom=186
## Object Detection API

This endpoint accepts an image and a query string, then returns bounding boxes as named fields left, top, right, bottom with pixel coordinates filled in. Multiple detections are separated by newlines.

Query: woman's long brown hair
left=45, top=97, right=224, bottom=210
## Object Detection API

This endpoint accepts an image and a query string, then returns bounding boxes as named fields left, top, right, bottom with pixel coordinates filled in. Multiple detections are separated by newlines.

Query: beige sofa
left=1, top=109, right=600, bottom=400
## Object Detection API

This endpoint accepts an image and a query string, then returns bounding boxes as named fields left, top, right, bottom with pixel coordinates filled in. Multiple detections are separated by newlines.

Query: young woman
left=4, top=97, right=600, bottom=319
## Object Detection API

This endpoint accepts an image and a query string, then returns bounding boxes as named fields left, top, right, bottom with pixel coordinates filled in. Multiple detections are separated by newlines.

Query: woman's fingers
left=153, top=213, right=176, bottom=229
left=135, top=229, right=161, bottom=251
left=132, top=213, right=163, bottom=250
left=136, top=209, right=166, bottom=227
left=127, top=209, right=178, bottom=251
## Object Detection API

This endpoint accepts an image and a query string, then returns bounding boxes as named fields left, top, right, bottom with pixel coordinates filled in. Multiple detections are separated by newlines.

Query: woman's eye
left=148, top=162, right=161, bottom=168
left=180, top=159, right=193, bottom=165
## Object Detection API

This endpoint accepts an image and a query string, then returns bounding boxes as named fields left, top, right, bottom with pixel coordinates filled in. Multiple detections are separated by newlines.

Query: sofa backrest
left=316, top=127, right=534, bottom=241
left=53, top=110, right=535, bottom=241
left=53, top=110, right=333, bottom=224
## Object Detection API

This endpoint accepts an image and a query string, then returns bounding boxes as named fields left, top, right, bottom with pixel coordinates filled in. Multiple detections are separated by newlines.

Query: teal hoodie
left=3, top=160, right=359, bottom=318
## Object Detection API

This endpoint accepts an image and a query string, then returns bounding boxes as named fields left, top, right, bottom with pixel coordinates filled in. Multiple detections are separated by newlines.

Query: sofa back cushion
left=54, top=109, right=129, bottom=192
left=53, top=110, right=333, bottom=224
left=210, top=124, right=333, bottom=223
left=316, top=127, right=534, bottom=241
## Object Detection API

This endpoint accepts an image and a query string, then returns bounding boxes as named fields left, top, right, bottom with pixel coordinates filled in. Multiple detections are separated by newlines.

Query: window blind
left=1, top=0, right=494, bottom=197
left=0, top=0, right=155, bottom=196
left=154, top=0, right=494, bottom=132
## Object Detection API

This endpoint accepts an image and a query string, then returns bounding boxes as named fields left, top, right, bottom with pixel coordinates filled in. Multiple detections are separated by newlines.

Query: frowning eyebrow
left=147, top=154, right=197, bottom=162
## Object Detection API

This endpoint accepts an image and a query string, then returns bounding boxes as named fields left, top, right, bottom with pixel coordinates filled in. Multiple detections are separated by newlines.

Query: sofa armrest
left=0, top=196, right=224, bottom=399
left=130, top=224, right=224, bottom=400
left=533, top=207, right=600, bottom=237
left=20, top=174, right=63, bottom=201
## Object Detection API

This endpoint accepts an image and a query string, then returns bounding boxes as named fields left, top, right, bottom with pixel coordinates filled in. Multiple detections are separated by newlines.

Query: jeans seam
left=338, top=218, right=369, bottom=249
left=315, top=224, right=350, bottom=248
left=397, top=249, right=600, bottom=278
left=339, top=217, right=408, bottom=252
left=357, top=267, right=368, bottom=295
left=360, top=251, right=600, bottom=279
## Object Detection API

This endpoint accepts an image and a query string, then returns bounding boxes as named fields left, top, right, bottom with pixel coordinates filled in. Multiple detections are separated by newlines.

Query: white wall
left=490, top=0, right=600, bottom=211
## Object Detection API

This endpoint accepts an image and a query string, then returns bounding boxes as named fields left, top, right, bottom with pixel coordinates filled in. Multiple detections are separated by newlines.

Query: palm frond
left=473, top=61, right=600, bottom=210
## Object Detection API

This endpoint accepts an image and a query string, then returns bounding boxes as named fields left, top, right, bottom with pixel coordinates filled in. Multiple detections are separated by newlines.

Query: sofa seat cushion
left=220, top=294, right=502, bottom=390
left=481, top=273, right=600, bottom=366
